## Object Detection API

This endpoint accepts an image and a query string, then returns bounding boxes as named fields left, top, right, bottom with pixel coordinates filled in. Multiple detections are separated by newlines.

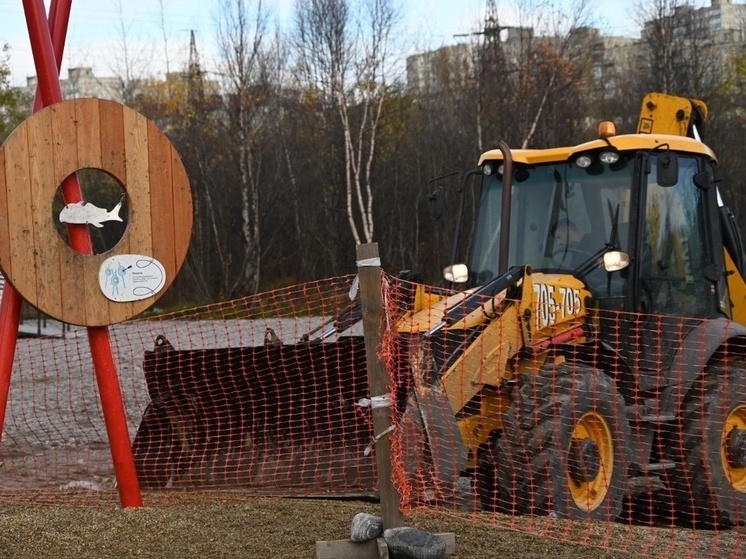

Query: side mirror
left=656, top=152, right=679, bottom=187
left=443, top=263, right=469, bottom=283
left=428, top=186, right=444, bottom=221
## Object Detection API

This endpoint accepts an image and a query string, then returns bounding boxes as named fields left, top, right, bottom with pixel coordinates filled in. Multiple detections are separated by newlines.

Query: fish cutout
left=59, top=200, right=123, bottom=228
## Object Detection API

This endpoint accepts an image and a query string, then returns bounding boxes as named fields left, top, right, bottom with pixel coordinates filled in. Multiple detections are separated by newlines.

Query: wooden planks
left=316, top=533, right=456, bottom=559
left=0, top=98, right=192, bottom=326
left=54, top=100, right=85, bottom=323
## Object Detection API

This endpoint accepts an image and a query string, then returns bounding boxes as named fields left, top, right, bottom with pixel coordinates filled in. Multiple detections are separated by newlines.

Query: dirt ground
left=0, top=495, right=740, bottom=559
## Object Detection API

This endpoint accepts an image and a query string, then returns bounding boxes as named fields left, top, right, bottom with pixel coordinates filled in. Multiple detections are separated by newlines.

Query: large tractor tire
left=476, top=433, right=509, bottom=513
left=494, top=362, right=631, bottom=520
left=661, top=363, right=746, bottom=528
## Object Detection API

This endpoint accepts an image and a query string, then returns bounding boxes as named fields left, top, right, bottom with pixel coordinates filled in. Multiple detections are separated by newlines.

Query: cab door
left=633, top=153, right=720, bottom=370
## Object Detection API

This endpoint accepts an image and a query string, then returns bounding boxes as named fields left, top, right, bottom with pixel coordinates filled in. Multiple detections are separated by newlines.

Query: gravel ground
left=0, top=494, right=741, bottom=559
left=0, top=497, right=641, bottom=559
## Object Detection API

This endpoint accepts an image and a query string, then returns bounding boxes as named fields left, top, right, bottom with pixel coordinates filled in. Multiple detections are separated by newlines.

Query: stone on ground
left=350, top=512, right=383, bottom=541
left=383, top=526, right=446, bottom=559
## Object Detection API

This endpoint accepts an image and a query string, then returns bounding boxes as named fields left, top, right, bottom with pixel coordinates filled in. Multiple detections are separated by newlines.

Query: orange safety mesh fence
left=4, top=265, right=746, bottom=557
left=381, top=271, right=746, bottom=559
left=0, top=274, right=376, bottom=505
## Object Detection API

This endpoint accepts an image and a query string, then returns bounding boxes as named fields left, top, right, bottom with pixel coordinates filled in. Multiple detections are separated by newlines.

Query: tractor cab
left=445, top=128, right=727, bottom=323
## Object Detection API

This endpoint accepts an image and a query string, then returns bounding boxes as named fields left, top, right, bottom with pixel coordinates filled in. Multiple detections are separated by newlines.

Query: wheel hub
left=568, top=438, right=601, bottom=483
left=726, top=428, right=746, bottom=469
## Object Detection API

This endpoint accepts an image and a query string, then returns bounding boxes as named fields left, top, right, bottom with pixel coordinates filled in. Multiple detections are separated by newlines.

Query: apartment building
left=23, top=67, right=124, bottom=102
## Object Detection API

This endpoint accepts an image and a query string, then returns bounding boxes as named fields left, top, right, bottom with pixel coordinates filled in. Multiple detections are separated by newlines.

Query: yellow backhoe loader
left=396, top=92, right=746, bottom=527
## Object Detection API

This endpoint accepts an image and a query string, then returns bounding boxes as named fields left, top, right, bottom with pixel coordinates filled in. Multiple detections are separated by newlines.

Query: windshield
left=469, top=154, right=633, bottom=285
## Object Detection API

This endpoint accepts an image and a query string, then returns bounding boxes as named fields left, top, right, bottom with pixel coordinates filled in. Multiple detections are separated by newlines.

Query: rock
left=383, top=526, right=446, bottom=559
left=58, top=480, right=103, bottom=491
left=350, top=512, right=383, bottom=541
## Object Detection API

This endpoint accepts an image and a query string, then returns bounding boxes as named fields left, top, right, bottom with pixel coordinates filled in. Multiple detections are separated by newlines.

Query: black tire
left=476, top=435, right=510, bottom=513
left=661, top=363, right=746, bottom=528
left=476, top=433, right=541, bottom=515
left=496, top=362, right=631, bottom=521
left=476, top=448, right=497, bottom=511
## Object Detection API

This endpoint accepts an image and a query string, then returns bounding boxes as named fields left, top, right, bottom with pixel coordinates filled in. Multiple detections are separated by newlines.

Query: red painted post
left=32, top=0, right=71, bottom=110
left=0, top=288, right=22, bottom=445
left=87, top=328, right=143, bottom=507
left=17, top=0, right=143, bottom=507
left=0, top=0, right=71, bottom=468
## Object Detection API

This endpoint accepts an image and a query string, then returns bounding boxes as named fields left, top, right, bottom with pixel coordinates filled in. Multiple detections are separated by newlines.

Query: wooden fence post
left=316, top=243, right=457, bottom=558
left=355, top=242, right=404, bottom=530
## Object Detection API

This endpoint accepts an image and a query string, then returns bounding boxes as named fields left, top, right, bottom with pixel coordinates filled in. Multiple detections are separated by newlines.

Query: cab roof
left=477, top=133, right=717, bottom=166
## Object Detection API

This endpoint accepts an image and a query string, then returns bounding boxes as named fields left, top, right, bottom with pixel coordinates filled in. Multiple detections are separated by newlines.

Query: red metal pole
left=0, top=0, right=71, bottom=477
left=87, top=328, right=143, bottom=507
left=0, top=288, right=23, bottom=448
left=17, top=0, right=143, bottom=507
left=31, top=0, right=70, bottom=110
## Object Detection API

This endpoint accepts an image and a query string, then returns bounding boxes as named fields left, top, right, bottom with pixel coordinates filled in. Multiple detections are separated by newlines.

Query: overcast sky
left=1, top=0, right=649, bottom=88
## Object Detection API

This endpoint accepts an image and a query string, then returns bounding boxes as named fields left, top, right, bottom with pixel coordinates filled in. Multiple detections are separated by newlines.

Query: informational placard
left=99, top=255, right=166, bottom=302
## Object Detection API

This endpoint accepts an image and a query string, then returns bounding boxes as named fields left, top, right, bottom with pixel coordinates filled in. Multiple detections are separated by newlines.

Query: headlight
left=599, top=150, right=620, bottom=164
left=603, top=251, right=630, bottom=272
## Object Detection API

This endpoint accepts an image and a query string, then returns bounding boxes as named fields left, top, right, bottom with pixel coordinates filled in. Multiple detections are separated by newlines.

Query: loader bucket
left=132, top=333, right=377, bottom=495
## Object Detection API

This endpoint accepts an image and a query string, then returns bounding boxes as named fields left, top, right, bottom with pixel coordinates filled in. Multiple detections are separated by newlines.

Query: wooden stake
left=356, top=242, right=403, bottom=530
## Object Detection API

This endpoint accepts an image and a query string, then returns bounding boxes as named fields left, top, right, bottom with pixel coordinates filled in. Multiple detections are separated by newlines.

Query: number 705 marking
left=533, top=283, right=581, bottom=329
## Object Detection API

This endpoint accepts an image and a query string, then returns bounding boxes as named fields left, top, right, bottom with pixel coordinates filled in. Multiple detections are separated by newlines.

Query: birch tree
left=292, top=0, right=399, bottom=246
left=216, top=0, right=277, bottom=295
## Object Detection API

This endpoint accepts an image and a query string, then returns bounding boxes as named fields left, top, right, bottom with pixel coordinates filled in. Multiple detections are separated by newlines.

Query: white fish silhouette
left=59, top=200, right=123, bottom=228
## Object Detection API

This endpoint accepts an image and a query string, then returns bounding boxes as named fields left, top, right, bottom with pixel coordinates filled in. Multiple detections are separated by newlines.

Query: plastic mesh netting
left=382, top=271, right=746, bottom=557
left=3, top=269, right=746, bottom=558
left=0, top=275, right=375, bottom=503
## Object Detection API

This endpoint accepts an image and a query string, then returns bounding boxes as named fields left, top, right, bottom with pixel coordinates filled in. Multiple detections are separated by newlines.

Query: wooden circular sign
left=0, top=98, right=193, bottom=326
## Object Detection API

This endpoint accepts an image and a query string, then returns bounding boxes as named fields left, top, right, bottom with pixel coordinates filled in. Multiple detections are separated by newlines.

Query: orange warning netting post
left=382, top=271, right=746, bottom=558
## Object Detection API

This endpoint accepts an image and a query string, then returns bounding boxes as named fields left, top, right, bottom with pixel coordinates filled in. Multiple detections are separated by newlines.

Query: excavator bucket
left=131, top=280, right=379, bottom=496
left=132, top=334, right=375, bottom=493
left=398, top=335, right=467, bottom=502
